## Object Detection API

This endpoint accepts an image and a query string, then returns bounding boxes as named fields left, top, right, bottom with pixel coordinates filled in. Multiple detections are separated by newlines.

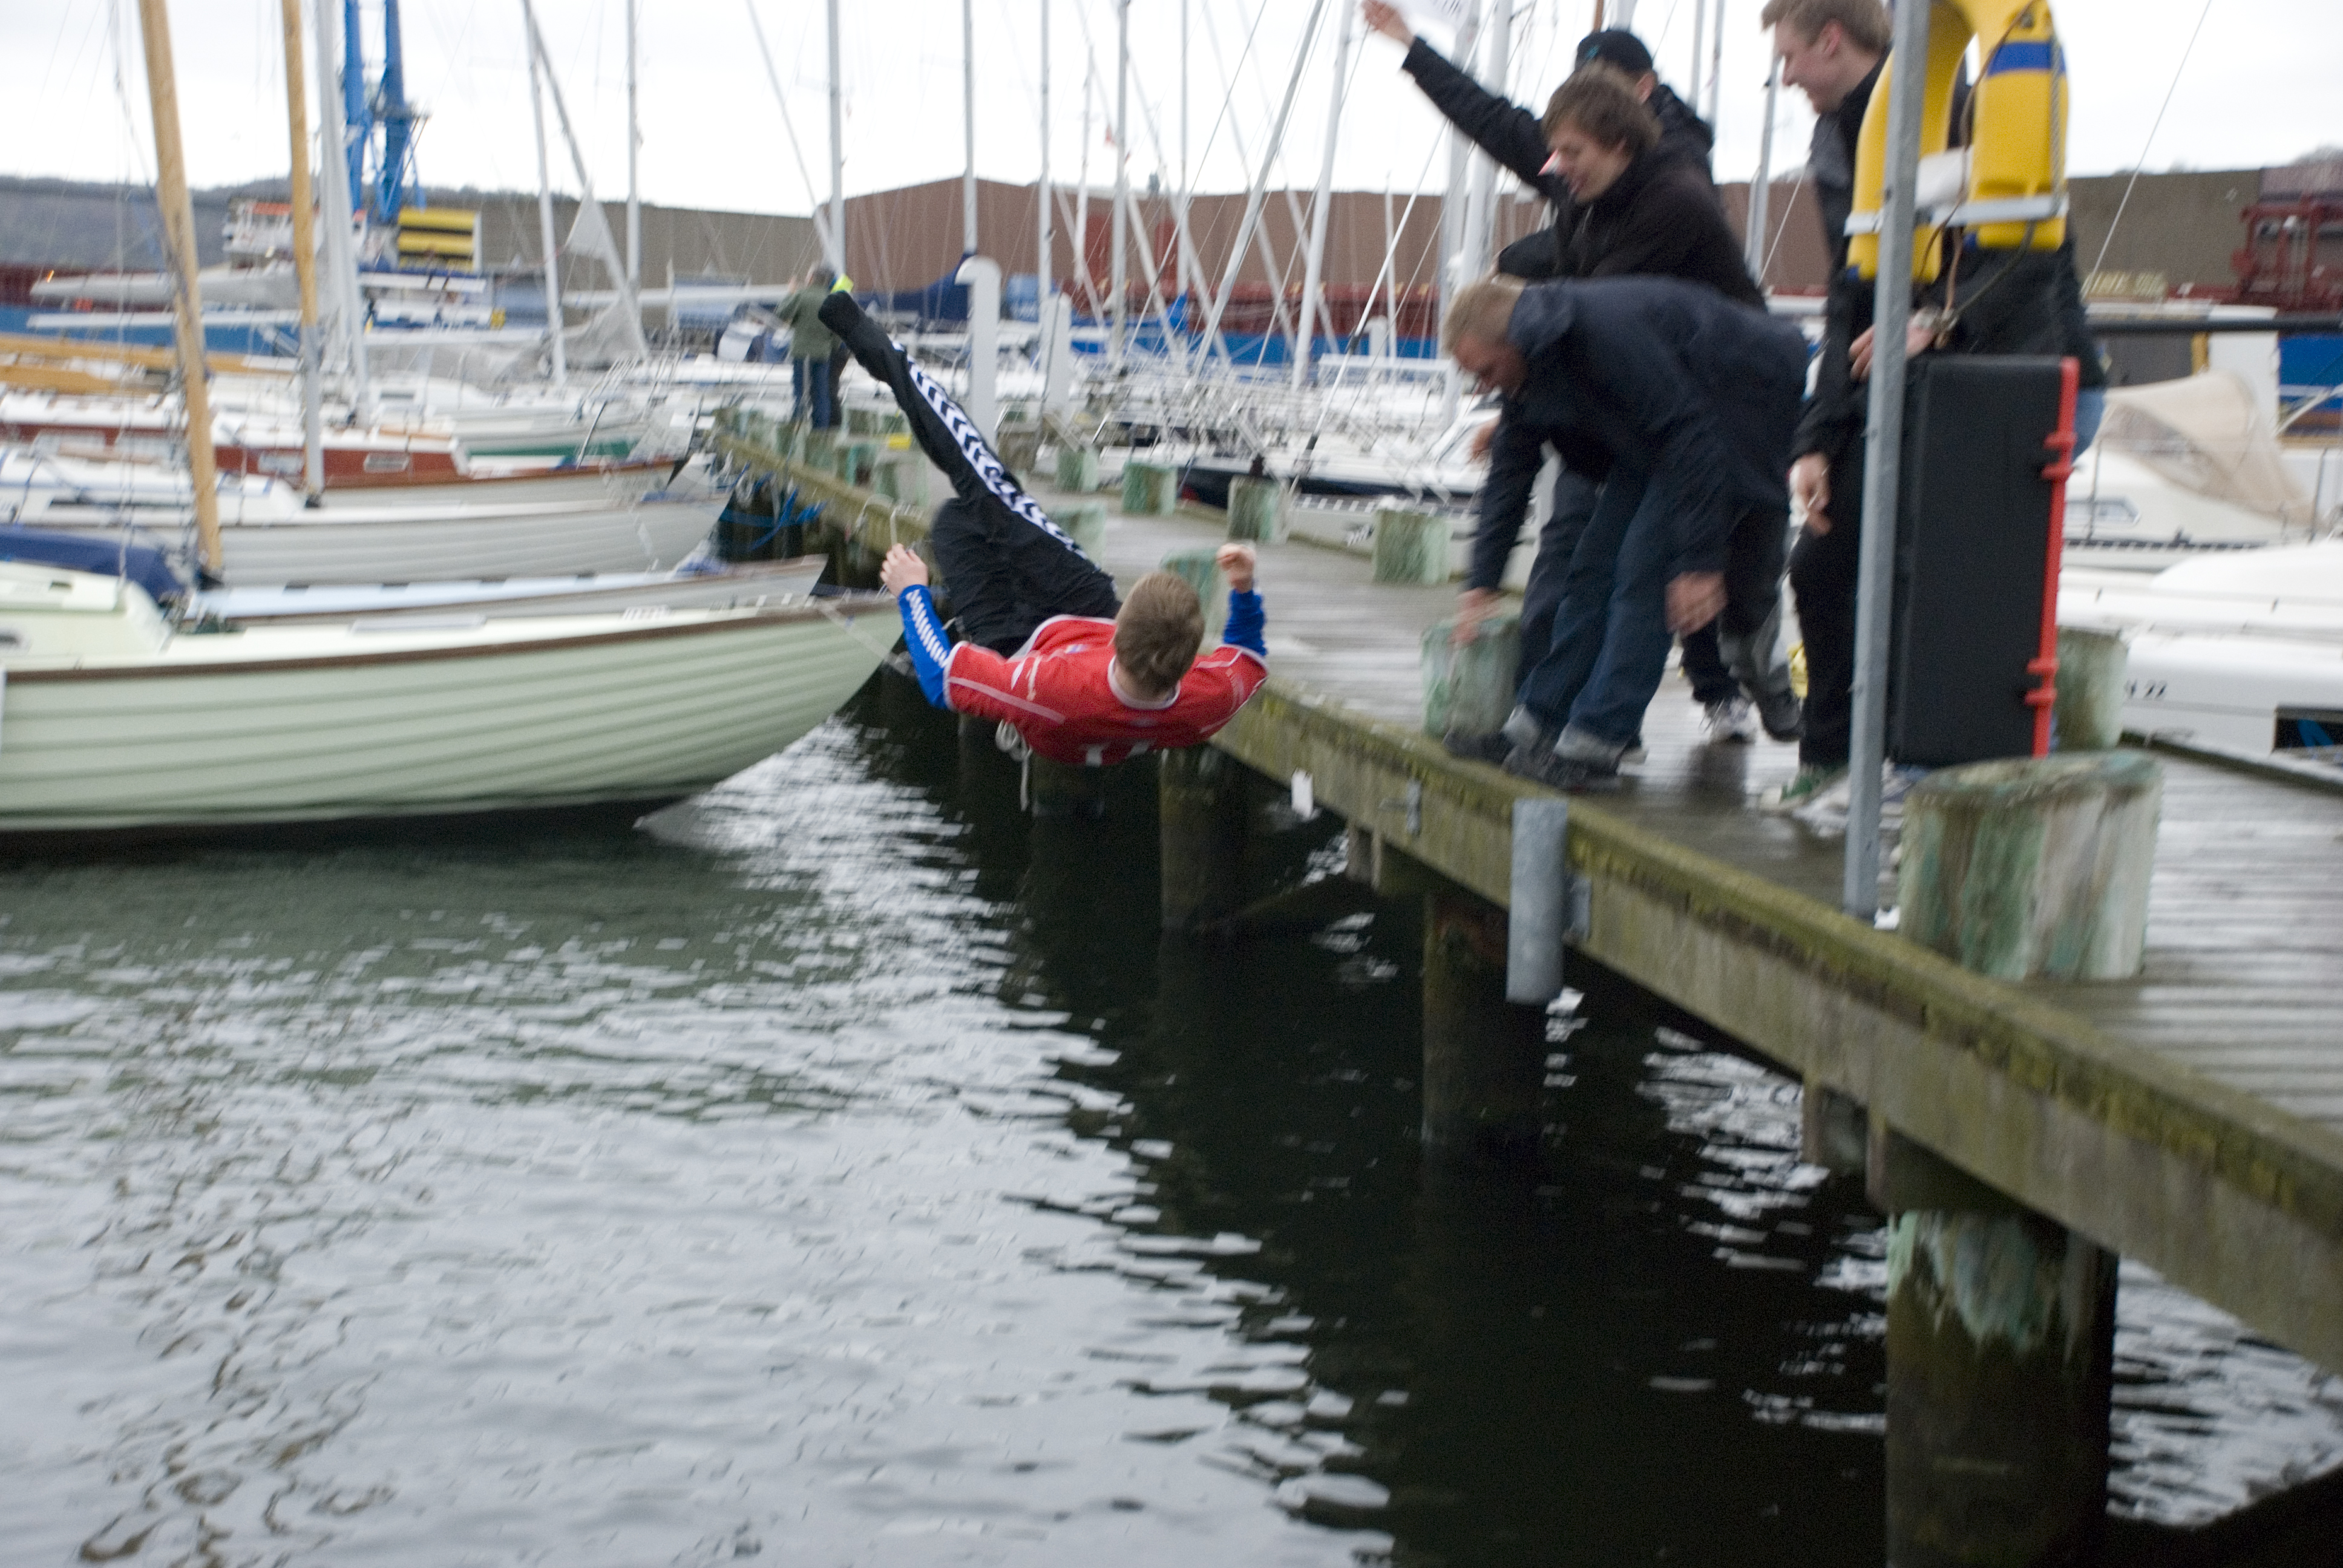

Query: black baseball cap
left=1576, top=28, right=1656, bottom=76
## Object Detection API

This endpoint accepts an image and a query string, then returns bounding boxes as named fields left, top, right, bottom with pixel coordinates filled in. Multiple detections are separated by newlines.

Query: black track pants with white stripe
left=819, top=292, right=1120, bottom=653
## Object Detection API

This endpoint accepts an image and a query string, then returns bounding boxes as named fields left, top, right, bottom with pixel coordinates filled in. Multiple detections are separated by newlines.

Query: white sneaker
left=1702, top=696, right=1756, bottom=744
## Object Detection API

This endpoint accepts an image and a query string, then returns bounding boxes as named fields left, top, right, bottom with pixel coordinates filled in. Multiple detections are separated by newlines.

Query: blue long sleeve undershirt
left=894, top=585, right=1266, bottom=712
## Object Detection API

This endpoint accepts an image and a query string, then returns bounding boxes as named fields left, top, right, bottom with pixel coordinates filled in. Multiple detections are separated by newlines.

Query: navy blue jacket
left=1470, top=278, right=1808, bottom=589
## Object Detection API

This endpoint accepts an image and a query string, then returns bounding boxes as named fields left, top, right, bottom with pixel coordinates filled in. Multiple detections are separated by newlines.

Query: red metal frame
left=2028, top=357, right=2080, bottom=757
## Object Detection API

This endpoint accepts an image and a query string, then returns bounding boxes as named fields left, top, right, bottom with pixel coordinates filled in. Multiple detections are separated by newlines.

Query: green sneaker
left=1760, top=763, right=1846, bottom=814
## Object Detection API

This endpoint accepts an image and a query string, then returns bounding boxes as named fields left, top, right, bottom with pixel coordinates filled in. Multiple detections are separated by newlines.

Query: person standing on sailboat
left=818, top=290, right=1268, bottom=768
left=1362, top=3, right=1800, bottom=756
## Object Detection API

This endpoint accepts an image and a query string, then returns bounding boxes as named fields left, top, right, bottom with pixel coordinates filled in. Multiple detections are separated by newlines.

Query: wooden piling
left=1159, top=549, right=1228, bottom=642
left=1057, top=501, right=1109, bottom=560
left=1122, top=459, right=1177, bottom=516
left=2053, top=630, right=2128, bottom=751
left=1372, top=506, right=1451, bottom=585
left=1421, top=612, right=1522, bottom=739
left=1421, top=886, right=1547, bottom=1165
left=1056, top=445, right=1102, bottom=494
left=1159, top=746, right=1248, bottom=933
left=1897, top=753, right=2161, bottom=982
left=1227, top=475, right=1286, bottom=543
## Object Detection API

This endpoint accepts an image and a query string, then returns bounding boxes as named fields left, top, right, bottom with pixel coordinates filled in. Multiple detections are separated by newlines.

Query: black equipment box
left=1886, top=356, right=2066, bottom=768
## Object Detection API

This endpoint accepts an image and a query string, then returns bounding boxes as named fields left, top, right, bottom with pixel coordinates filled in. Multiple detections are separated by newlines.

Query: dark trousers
left=1788, top=445, right=1864, bottom=768
left=1512, top=468, right=1601, bottom=701
left=793, top=357, right=835, bottom=429
left=933, top=495, right=1121, bottom=655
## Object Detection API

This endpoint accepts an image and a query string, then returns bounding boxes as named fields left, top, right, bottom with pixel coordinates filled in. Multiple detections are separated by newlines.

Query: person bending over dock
left=1443, top=273, right=1807, bottom=792
left=817, top=289, right=1267, bottom=767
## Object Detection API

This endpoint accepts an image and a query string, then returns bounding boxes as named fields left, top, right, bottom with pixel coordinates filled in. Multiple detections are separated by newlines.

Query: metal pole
left=1842, top=0, right=1933, bottom=920
left=1178, top=0, right=1191, bottom=302
left=1719, top=7, right=1738, bottom=123
left=1294, top=0, right=1352, bottom=390
left=1111, top=0, right=1130, bottom=365
left=626, top=0, right=640, bottom=288
left=1438, top=1, right=1484, bottom=420
left=828, top=0, right=845, bottom=275
left=525, top=9, right=566, bottom=385
left=1463, top=0, right=1507, bottom=290
left=134, top=0, right=223, bottom=575
left=1611, top=0, right=1635, bottom=27
left=523, top=0, right=648, bottom=356
left=1745, top=54, right=1780, bottom=284
left=963, top=0, right=980, bottom=256
left=744, top=2, right=837, bottom=269
left=312, top=0, right=371, bottom=423
left=1038, top=0, right=1053, bottom=422
left=278, top=0, right=325, bottom=501
left=1689, top=0, right=1706, bottom=120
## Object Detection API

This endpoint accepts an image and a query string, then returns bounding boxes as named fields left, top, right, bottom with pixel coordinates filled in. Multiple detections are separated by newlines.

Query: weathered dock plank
left=712, top=416, right=2343, bottom=1373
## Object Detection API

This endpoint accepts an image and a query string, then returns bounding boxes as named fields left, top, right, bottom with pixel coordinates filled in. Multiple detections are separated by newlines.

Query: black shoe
left=1755, top=687, right=1804, bottom=742
left=1442, top=729, right=1513, bottom=765
left=1502, top=744, right=1621, bottom=792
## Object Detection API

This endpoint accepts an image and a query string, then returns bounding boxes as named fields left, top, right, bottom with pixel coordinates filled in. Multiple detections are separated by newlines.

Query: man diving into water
left=816, top=291, right=1268, bottom=768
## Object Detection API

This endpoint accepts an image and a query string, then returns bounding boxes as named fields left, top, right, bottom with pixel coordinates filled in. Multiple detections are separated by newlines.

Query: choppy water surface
left=2, top=679, right=2338, bottom=1567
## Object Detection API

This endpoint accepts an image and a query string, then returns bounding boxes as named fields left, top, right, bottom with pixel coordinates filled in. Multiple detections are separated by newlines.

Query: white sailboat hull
left=28, top=495, right=722, bottom=585
left=0, top=604, right=888, bottom=834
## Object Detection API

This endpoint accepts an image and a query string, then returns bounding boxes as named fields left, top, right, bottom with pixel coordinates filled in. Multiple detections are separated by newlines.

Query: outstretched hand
left=1666, top=571, right=1725, bottom=635
left=1215, top=542, right=1257, bottom=594
left=1362, top=1, right=1415, bottom=47
left=880, top=544, right=930, bottom=598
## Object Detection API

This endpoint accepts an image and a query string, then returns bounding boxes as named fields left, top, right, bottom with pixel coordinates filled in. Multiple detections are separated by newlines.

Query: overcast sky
left=7, top=0, right=2338, bottom=220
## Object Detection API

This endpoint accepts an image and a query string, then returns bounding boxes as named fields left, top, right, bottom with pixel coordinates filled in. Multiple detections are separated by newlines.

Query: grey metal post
left=524, top=7, right=565, bottom=387
left=1707, top=0, right=1726, bottom=124
left=1841, top=0, right=1933, bottom=918
left=1294, top=0, right=1352, bottom=390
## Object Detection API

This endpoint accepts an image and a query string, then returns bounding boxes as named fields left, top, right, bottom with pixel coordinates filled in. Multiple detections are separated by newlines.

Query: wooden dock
left=715, top=420, right=2343, bottom=1392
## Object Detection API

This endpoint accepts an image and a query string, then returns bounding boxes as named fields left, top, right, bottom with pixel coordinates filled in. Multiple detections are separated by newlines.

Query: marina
left=4, top=0, right=2343, bottom=1561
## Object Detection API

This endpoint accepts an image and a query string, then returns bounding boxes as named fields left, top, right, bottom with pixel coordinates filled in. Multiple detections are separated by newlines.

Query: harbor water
left=2, top=675, right=2338, bottom=1567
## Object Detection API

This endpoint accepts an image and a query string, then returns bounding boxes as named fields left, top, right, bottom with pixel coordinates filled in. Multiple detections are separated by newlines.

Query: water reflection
left=0, top=671, right=2333, bottom=1568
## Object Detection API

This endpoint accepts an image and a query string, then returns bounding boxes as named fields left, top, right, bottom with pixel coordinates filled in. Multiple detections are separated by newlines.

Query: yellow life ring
left=1847, top=0, right=2068, bottom=282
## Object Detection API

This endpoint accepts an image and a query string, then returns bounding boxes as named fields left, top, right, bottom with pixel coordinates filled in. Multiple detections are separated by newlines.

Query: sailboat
left=0, top=0, right=890, bottom=843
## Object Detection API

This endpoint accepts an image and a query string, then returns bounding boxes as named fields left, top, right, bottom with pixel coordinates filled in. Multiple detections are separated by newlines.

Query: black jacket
left=1794, top=237, right=2108, bottom=463
left=1809, top=60, right=1884, bottom=272
left=1469, top=278, right=1808, bottom=589
left=1399, top=38, right=1751, bottom=296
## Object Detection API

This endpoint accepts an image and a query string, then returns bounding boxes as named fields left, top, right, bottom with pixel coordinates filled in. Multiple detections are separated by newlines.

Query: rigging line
left=2092, top=0, right=2215, bottom=279
left=741, top=0, right=836, bottom=266
left=1193, top=0, right=1305, bottom=354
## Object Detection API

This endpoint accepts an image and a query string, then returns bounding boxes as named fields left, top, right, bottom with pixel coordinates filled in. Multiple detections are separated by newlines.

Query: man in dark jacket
left=1365, top=4, right=1796, bottom=749
left=1444, top=275, right=1809, bottom=791
left=1759, top=0, right=2105, bottom=811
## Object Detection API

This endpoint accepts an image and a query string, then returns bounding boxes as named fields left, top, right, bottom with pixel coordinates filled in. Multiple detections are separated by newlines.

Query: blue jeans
left=1516, top=468, right=1678, bottom=747
left=1512, top=467, right=1601, bottom=701
left=793, top=356, right=835, bottom=428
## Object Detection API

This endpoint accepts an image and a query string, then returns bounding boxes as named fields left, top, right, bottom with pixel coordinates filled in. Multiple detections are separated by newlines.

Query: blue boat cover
left=0, top=527, right=188, bottom=605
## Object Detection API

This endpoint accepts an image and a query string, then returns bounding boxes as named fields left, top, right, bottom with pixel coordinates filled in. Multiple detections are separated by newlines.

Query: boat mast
left=1689, top=0, right=1706, bottom=136
left=1196, top=0, right=1329, bottom=365
left=133, top=0, right=223, bottom=575
left=1746, top=56, right=1781, bottom=285
left=626, top=0, right=641, bottom=288
left=827, top=0, right=845, bottom=275
left=278, top=0, right=325, bottom=501
left=1110, top=0, right=1130, bottom=367
left=1037, top=0, right=1052, bottom=418
left=1707, top=0, right=1727, bottom=123
left=744, top=2, right=837, bottom=270
left=520, top=0, right=649, bottom=356
left=963, top=0, right=980, bottom=257
left=1294, top=0, right=1352, bottom=390
left=525, top=4, right=566, bottom=385
left=312, top=0, right=373, bottom=424
left=1177, top=0, right=1190, bottom=302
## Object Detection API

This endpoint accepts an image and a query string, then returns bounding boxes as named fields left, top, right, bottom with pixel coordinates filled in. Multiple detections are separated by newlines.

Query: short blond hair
left=1441, top=275, right=1526, bottom=357
left=1114, top=571, right=1205, bottom=697
left=1758, top=0, right=1890, bottom=53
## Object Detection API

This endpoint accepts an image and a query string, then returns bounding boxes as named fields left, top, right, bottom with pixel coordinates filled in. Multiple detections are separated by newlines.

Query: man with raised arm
left=817, top=290, right=1267, bottom=768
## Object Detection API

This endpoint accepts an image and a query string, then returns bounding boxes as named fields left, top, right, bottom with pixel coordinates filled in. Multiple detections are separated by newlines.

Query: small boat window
left=362, top=453, right=413, bottom=473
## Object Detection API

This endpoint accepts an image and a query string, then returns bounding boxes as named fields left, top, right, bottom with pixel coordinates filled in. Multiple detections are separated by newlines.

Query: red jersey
left=942, top=615, right=1268, bottom=767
